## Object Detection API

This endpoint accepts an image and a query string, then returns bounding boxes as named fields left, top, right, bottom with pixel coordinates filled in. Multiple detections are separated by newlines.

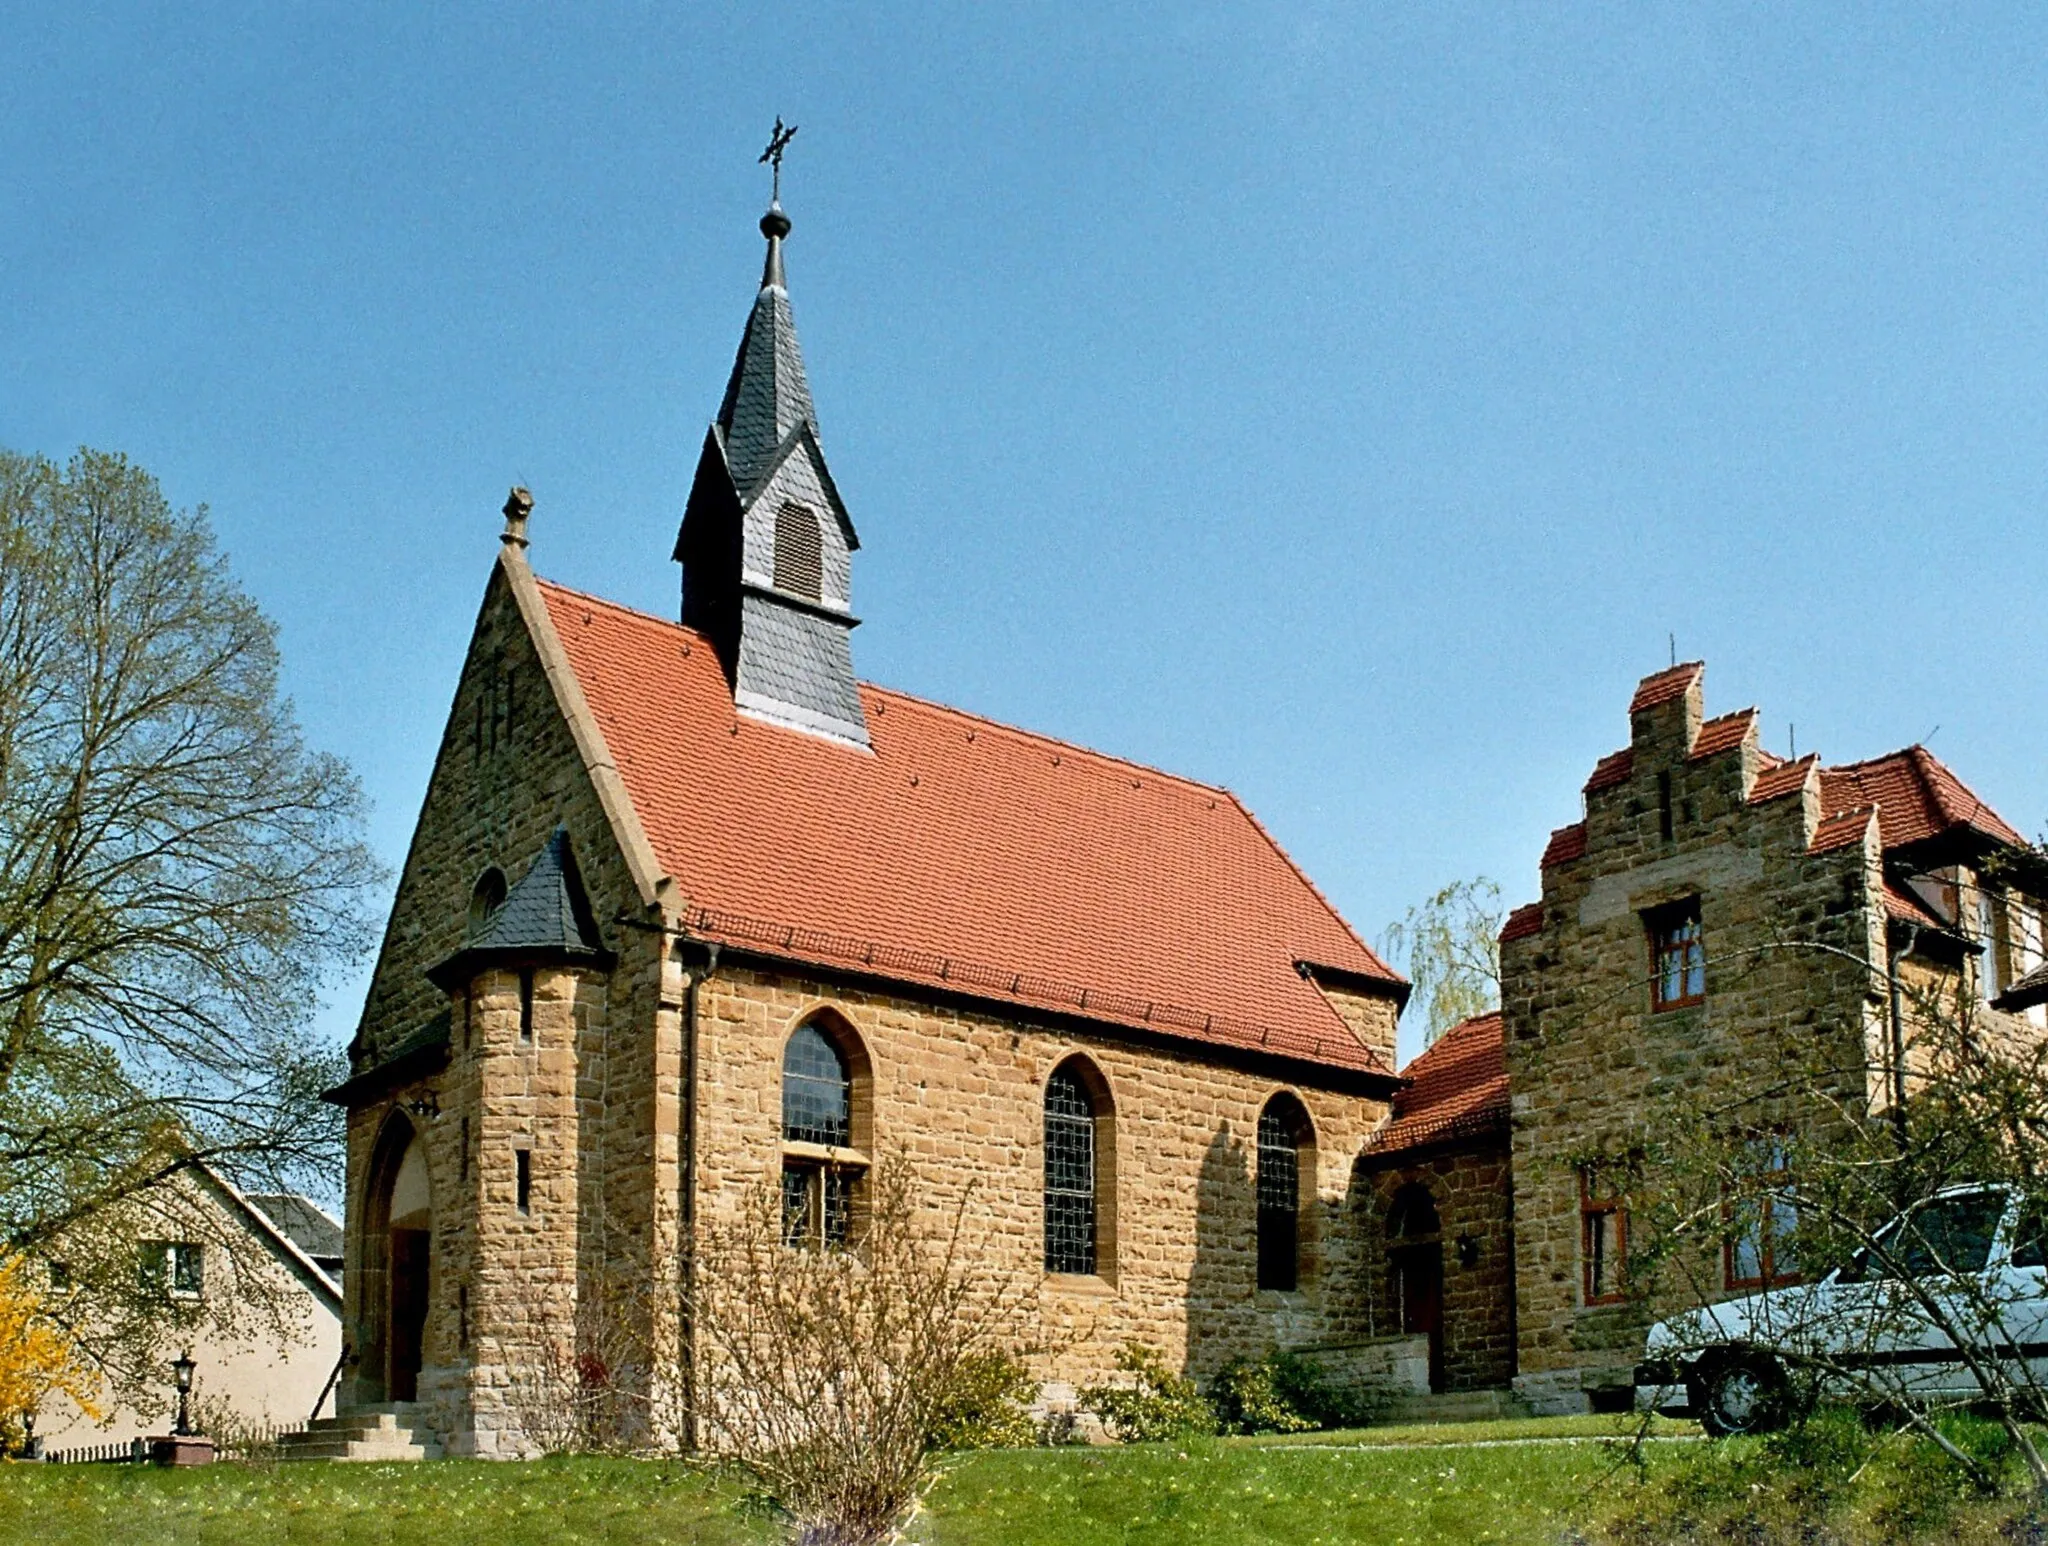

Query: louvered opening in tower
left=773, top=502, right=824, bottom=602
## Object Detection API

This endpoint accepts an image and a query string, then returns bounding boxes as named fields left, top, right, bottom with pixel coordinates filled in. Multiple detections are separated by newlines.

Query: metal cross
left=760, top=116, right=798, bottom=203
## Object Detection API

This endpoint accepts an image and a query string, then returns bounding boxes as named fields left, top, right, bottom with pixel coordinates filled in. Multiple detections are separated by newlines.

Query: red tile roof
left=1809, top=805, right=1877, bottom=856
left=1749, top=754, right=1817, bottom=806
left=1541, top=822, right=1588, bottom=868
left=1631, top=662, right=1705, bottom=714
left=537, top=580, right=1401, bottom=1077
left=1690, top=708, right=1756, bottom=761
left=1882, top=881, right=1949, bottom=930
left=1499, top=902, right=1545, bottom=943
left=1584, top=749, right=1633, bottom=794
left=1364, top=1012, right=1508, bottom=1156
left=1820, top=747, right=2024, bottom=853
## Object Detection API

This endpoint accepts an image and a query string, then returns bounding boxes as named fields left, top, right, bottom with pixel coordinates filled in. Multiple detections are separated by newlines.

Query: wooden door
left=388, top=1227, right=430, bottom=1403
left=1393, top=1241, right=1445, bottom=1393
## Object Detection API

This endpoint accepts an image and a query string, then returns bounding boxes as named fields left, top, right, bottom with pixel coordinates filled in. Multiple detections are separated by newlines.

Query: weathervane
left=760, top=116, right=798, bottom=204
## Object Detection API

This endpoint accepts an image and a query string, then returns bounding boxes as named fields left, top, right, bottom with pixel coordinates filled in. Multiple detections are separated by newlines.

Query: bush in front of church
left=927, top=1351, right=1038, bottom=1451
left=1080, top=1344, right=1219, bottom=1443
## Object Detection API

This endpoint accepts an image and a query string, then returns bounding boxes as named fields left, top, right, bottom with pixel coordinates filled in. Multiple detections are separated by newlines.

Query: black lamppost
left=171, top=1353, right=196, bottom=1437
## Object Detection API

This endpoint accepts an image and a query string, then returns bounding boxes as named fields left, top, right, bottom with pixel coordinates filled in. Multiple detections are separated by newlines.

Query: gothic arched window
left=1257, top=1095, right=1312, bottom=1291
left=1044, top=1062, right=1108, bottom=1275
left=773, top=502, right=824, bottom=603
left=781, top=1021, right=856, bottom=1247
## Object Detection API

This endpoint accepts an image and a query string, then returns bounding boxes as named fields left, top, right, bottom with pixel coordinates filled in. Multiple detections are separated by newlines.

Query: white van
left=1635, top=1184, right=2048, bottom=1436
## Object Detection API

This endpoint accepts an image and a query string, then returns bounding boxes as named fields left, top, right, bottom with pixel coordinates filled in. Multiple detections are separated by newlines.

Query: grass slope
left=0, top=1421, right=1694, bottom=1546
left=917, top=1436, right=1675, bottom=1546
left=0, top=1456, right=769, bottom=1546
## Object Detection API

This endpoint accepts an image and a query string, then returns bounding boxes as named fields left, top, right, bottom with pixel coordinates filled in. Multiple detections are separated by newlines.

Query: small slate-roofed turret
left=428, top=827, right=613, bottom=990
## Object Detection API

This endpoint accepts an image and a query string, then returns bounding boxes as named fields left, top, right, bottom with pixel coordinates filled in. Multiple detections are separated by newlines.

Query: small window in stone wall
left=1044, top=1066, right=1099, bottom=1275
left=516, top=1148, right=532, bottom=1215
left=519, top=970, right=534, bottom=1042
left=1647, top=898, right=1705, bottom=1011
left=469, top=870, right=507, bottom=934
left=773, top=502, right=824, bottom=602
left=1724, top=1138, right=1800, bottom=1291
left=1257, top=1097, right=1308, bottom=1292
left=1580, top=1167, right=1628, bottom=1305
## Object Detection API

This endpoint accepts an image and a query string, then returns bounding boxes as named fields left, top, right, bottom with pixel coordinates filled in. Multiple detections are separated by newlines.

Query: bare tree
left=0, top=448, right=381, bottom=1404
left=681, top=1167, right=1030, bottom=1546
left=1383, top=877, right=1502, bottom=1044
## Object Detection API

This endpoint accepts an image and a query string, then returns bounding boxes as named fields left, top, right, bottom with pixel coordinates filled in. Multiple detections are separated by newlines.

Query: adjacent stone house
left=1500, top=661, right=2048, bottom=1413
left=1356, top=1012, right=1516, bottom=1395
left=327, top=197, right=1412, bottom=1455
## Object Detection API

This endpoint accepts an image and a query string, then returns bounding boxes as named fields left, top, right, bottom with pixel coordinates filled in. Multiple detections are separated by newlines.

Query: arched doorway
left=1387, top=1183, right=1444, bottom=1393
left=362, top=1113, right=433, bottom=1404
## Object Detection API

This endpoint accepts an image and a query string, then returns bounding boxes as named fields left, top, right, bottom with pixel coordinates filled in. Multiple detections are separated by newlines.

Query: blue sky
left=5, top=4, right=2046, bottom=1068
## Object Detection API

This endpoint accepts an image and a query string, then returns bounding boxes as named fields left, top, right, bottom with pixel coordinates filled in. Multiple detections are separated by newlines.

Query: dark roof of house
left=1996, top=961, right=2048, bottom=1015
left=245, top=1194, right=343, bottom=1267
left=1363, top=1012, right=1508, bottom=1158
left=537, top=580, right=1405, bottom=1078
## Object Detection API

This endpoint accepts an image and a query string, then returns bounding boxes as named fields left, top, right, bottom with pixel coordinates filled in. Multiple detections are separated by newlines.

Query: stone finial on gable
left=1628, top=660, right=1705, bottom=761
left=502, top=486, right=534, bottom=550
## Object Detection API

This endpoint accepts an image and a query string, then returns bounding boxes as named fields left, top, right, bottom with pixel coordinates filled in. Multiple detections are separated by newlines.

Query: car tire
left=1693, top=1351, right=1787, bottom=1438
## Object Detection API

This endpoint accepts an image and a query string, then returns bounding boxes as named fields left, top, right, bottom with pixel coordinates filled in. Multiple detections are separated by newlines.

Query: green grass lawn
left=0, top=1456, right=770, bottom=1546
left=916, top=1429, right=1686, bottom=1546
left=0, top=1419, right=1690, bottom=1546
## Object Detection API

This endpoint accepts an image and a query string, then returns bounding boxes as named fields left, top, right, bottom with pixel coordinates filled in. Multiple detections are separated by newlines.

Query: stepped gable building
left=1357, top=1012, right=1517, bottom=1397
left=1499, top=661, right=2048, bottom=1413
left=328, top=193, right=1411, bottom=1455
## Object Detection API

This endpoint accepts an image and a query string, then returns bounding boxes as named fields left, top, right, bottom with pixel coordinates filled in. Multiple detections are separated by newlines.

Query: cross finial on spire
left=759, top=116, right=798, bottom=205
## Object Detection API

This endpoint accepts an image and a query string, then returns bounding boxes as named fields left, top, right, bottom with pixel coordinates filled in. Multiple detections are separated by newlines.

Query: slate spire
left=714, top=201, right=818, bottom=493
left=675, top=179, right=870, bottom=749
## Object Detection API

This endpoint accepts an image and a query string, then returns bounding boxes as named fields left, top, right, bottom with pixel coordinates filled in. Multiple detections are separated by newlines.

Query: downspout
left=677, top=940, right=717, bottom=1452
left=1888, top=922, right=1920, bottom=1157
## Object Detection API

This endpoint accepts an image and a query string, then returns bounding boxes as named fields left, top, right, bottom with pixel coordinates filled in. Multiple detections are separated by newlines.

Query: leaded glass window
left=783, top=1024, right=851, bottom=1146
left=1044, top=1067, right=1096, bottom=1274
left=781, top=1163, right=853, bottom=1249
left=1257, top=1102, right=1301, bottom=1291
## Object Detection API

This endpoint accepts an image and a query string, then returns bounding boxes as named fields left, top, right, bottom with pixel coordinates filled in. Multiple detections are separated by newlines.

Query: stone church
left=326, top=195, right=1415, bottom=1455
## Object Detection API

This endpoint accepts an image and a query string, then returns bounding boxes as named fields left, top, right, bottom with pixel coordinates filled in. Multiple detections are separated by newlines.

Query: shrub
left=1209, top=1357, right=1313, bottom=1435
left=1080, top=1344, right=1217, bottom=1444
left=928, top=1351, right=1037, bottom=1451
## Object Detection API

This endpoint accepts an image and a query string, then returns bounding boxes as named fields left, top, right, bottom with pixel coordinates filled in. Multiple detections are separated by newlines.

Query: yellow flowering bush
left=0, top=1252, right=102, bottom=1452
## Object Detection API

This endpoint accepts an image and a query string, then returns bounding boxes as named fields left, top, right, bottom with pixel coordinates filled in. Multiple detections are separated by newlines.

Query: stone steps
left=1379, top=1388, right=1530, bottom=1425
left=275, top=1403, right=442, bottom=1462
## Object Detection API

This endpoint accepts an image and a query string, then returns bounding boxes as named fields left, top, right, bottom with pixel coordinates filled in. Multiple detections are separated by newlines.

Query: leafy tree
left=0, top=447, right=381, bottom=1405
left=1382, top=877, right=1503, bottom=1045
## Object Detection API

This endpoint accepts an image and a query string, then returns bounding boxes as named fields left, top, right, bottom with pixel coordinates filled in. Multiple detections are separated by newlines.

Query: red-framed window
left=1725, top=1139, right=1801, bottom=1290
left=1647, top=898, right=1705, bottom=1011
left=1581, top=1167, right=1628, bottom=1306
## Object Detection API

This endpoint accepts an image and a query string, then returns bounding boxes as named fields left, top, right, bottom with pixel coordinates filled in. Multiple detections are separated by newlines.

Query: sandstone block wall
left=1360, top=1140, right=1516, bottom=1392
left=1502, top=678, right=1883, bottom=1411
left=688, top=962, right=1397, bottom=1390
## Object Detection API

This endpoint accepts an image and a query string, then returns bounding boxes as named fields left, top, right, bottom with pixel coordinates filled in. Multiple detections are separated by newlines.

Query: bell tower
left=673, top=130, right=868, bottom=748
